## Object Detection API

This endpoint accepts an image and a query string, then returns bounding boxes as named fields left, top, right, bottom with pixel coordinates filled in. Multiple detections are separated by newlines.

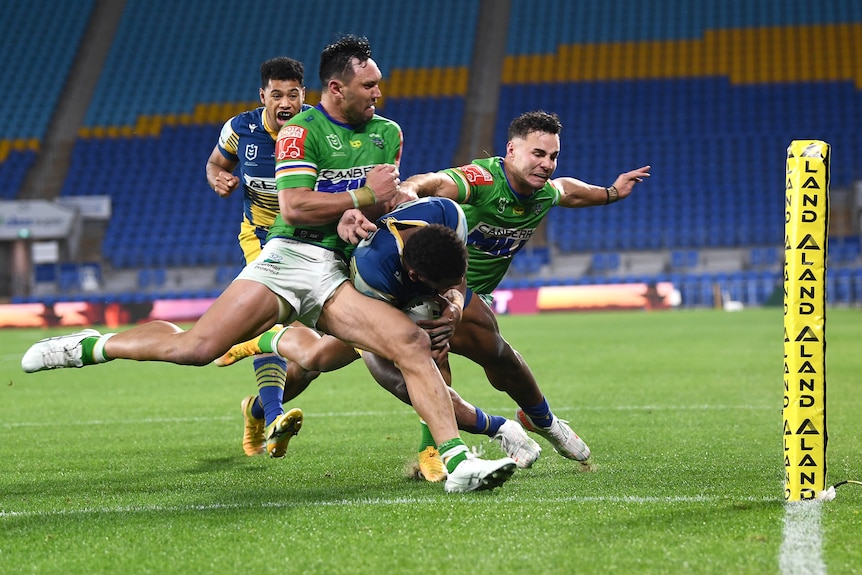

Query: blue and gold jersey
left=216, top=105, right=312, bottom=229
left=268, top=104, right=403, bottom=259
left=350, top=197, right=467, bottom=307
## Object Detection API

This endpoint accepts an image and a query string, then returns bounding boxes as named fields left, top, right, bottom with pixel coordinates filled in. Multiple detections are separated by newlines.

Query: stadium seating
left=6, top=0, right=862, bottom=307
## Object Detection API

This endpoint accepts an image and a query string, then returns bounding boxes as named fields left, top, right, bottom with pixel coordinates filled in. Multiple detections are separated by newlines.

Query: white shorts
left=234, top=238, right=349, bottom=327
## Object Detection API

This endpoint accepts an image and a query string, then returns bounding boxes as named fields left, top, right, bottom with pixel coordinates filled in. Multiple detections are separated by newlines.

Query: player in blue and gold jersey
left=206, top=56, right=312, bottom=457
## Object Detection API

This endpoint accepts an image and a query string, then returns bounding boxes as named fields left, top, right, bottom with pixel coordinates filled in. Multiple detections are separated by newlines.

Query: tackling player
left=395, top=110, right=650, bottom=463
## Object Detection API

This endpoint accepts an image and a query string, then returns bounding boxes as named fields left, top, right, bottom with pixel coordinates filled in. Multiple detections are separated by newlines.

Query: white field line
left=0, top=404, right=774, bottom=429
left=779, top=501, right=826, bottom=575
left=0, top=494, right=778, bottom=519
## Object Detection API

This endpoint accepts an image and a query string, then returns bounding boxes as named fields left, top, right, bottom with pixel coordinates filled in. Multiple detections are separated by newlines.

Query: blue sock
left=522, top=397, right=554, bottom=428
left=254, top=356, right=288, bottom=426
left=249, top=396, right=265, bottom=420
left=467, top=407, right=507, bottom=437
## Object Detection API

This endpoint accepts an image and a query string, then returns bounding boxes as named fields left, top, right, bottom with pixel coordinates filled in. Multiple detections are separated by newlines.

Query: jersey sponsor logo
left=473, top=222, right=535, bottom=241
left=326, top=134, right=343, bottom=150
left=468, top=223, right=535, bottom=257
left=281, top=125, right=305, bottom=138
left=242, top=173, right=277, bottom=193
left=244, top=144, right=259, bottom=162
left=250, top=123, right=258, bottom=133
left=276, top=129, right=305, bottom=160
left=458, top=164, right=494, bottom=185
left=349, top=140, right=362, bottom=149
left=318, top=165, right=374, bottom=183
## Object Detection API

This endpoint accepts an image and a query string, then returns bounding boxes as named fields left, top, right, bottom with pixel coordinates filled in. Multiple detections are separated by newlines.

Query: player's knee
left=389, top=325, right=432, bottom=366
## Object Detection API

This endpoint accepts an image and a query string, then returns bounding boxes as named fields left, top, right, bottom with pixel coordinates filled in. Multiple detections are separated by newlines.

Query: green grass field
left=2, top=308, right=861, bottom=574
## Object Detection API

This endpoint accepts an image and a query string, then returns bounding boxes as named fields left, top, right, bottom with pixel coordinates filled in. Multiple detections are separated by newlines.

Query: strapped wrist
left=354, top=185, right=377, bottom=207
left=605, top=185, right=619, bottom=204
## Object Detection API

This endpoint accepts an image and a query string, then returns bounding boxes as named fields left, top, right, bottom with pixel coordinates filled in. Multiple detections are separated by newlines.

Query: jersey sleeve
left=384, top=120, right=403, bottom=167
left=440, top=162, right=495, bottom=204
left=217, top=117, right=240, bottom=160
left=275, top=124, right=318, bottom=191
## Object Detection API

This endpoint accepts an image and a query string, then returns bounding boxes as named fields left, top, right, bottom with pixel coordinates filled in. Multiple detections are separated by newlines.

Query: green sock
left=418, top=419, right=436, bottom=451
left=80, top=337, right=98, bottom=365
left=256, top=330, right=278, bottom=354
left=438, top=438, right=469, bottom=473
left=256, top=327, right=289, bottom=355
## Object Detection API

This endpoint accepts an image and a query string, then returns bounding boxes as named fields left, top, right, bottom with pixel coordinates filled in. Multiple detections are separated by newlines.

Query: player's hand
left=337, top=209, right=377, bottom=244
left=365, top=164, right=400, bottom=204
left=611, top=165, right=651, bottom=200
left=416, top=300, right=461, bottom=351
left=213, top=171, right=240, bottom=197
left=384, top=185, right=419, bottom=211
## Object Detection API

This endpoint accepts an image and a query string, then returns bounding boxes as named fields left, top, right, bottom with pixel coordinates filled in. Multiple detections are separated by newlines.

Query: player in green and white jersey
left=392, top=110, right=652, bottom=462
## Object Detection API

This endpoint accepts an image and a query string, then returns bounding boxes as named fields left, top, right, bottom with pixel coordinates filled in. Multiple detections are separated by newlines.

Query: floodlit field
left=2, top=308, right=861, bottom=574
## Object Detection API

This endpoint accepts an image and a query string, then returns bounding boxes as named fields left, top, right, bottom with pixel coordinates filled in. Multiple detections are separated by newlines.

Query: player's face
left=338, top=57, right=382, bottom=125
left=260, top=79, right=305, bottom=129
left=408, top=268, right=464, bottom=295
left=506, top=131, right=560, bottom=194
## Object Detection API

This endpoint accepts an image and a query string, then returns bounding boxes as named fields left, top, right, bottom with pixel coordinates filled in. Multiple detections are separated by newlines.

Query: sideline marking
left=779, top=501, right=826, bottom=575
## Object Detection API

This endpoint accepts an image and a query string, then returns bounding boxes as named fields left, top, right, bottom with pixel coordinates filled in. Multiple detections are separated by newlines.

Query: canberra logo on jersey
left=276, top=126, right=306, bottom=160
left=317, top=165, right=375, bottom=187
left=468, top=222, right=534, bottom=257
left=458, top=164, right=494, bottom=185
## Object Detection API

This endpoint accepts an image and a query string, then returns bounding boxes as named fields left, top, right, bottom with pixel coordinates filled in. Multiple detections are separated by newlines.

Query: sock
left=256, top=327, right=289, bottom=355
left=418, top=419, right=436, bottom=451
left=438, top=438, right=469, bottom=473
left=81, top=334, right=115, bottom=365
left=521, top=397, right=554, bottom=428
left=465, top=407, right=506, bottom=437
left=249, top=396, right=265, bottom=420
left=254, top=356, right=288, bottom=426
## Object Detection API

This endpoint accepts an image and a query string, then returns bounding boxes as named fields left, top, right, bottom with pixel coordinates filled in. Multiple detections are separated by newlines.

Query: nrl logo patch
left=496, top=198, right=508, bottom=214
left=326, top=134, right=342, bottom=150
left=245, top=144, right=258, bottom=162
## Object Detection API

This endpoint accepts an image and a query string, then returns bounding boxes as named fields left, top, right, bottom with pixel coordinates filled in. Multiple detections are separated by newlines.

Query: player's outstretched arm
left=554, top=164, right=651, bottom=208
left=402, top=172, right=459, bottom=201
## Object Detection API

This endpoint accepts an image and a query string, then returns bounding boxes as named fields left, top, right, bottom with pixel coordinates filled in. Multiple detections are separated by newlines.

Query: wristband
left=347, top=190, right=360, bottom=209
left=354, top=185, right=377, bottom=207
left=606, top=185, right=619, bottom=204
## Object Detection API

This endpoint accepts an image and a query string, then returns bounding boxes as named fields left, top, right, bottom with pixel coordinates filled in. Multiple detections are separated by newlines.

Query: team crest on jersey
left=369, top=133, right=384, bottom=149
left=245, top=144, right=258, bottom=162
left=326, top=134, right=343, bottom=150
left=276, top=126, right=306, bottom=160
left=496, top=197, right=509, bottom=214
left=532, top=203, right=545, bottom=215
left=459, top=164, right=494, bottom=185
